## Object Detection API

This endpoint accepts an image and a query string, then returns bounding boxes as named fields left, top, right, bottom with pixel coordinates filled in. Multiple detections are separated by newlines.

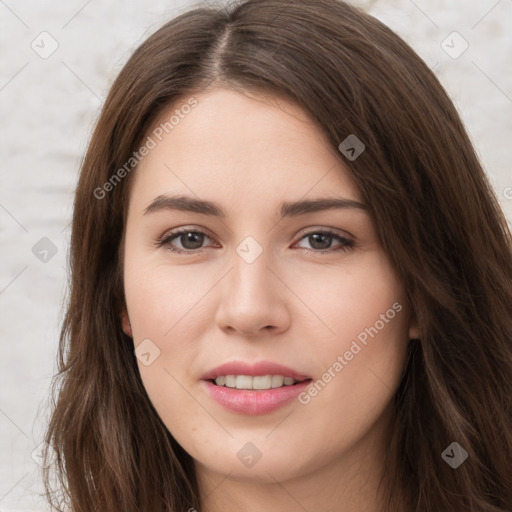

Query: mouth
left=200, top=361, right=313, bottom=415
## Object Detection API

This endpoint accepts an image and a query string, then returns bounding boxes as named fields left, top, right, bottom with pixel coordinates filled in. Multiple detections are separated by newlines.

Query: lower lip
left=201, top=379, right=312, bottom=415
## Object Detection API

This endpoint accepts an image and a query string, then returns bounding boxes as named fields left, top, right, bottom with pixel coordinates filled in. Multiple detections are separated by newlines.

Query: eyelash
left=154, top=227, right=355, bottom=256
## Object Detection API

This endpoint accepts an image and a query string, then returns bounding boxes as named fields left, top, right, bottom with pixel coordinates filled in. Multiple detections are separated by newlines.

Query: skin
left=121, top=88, right=419, bottom=512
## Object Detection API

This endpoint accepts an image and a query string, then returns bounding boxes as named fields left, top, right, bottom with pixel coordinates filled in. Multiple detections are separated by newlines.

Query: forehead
left=128, top=88, right=362, bottom=212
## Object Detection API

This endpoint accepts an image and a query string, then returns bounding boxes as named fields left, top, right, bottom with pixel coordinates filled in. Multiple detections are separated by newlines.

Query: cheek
left=123, top=259, right=220, bottom=437
left=284, top=256, right=410, bottom=439
left=124, top=257, right=215, bottom=340
left=285, top=252, right=408, bottom=351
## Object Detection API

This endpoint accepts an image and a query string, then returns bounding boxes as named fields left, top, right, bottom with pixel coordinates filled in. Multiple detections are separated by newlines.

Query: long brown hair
left=42, top=0, right=512, bottom=510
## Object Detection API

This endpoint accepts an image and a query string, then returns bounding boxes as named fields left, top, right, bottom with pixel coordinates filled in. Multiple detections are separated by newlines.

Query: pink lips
left=201, top=360, right=312, bottom=415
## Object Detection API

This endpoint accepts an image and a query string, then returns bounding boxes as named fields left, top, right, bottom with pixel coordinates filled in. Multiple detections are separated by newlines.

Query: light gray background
left=1, top=0, right=511, bottom=510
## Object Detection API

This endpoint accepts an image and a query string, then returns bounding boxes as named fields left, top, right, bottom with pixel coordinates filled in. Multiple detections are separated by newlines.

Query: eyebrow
left=143, top=194, right=367, bottom=219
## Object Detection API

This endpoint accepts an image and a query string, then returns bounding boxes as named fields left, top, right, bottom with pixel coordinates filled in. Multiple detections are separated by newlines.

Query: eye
left=154, top=227, right=354, bottom=255
left=294, top=229, right=354, bottom=255
left=155, top=228, right=215, bottom=254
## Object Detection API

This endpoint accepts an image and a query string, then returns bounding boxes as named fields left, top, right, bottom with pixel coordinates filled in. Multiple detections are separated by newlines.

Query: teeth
left=271, top=375, right=284, bottom=388
left=214, top=375, right=298, bottom=390
left=236, top=375, right=253, bottom=389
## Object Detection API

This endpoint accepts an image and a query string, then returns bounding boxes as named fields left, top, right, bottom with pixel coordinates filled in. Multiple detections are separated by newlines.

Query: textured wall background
left=1, top=0, right=511, bottom=510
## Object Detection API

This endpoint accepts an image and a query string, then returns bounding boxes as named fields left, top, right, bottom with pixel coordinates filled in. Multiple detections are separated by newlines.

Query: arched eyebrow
left=143, top=194, right=367, bottom=219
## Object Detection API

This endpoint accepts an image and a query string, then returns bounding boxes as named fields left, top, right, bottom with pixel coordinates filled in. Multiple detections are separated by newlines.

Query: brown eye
left=157, top=229, right=213, bottom=253
left=295, top=230, right=354, bottom=254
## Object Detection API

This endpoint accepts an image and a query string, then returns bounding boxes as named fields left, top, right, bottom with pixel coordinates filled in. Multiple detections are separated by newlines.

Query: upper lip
left=201, top=361, right=311, bottom=382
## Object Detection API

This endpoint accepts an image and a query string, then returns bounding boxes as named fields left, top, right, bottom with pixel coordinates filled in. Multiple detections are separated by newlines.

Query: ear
left=408, top=310, right=420, bottom=340
left=121, top=309, right=133, bottom=338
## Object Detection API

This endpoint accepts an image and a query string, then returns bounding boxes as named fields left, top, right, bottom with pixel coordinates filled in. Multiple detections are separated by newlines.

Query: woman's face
left=121, top=88, right=417, bottom=486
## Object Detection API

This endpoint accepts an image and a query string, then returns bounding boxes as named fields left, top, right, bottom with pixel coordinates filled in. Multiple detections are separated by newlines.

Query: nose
left=214, top=247, right=291, bottom=338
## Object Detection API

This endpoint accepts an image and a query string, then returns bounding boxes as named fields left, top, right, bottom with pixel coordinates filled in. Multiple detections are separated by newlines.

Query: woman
left=42, top=0, right=512, bottom=511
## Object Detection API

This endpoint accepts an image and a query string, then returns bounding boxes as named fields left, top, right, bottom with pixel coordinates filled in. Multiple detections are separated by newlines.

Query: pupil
left=310, top=233, right=331, bottom=249
left=182, top=232, right=203, bottom=249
